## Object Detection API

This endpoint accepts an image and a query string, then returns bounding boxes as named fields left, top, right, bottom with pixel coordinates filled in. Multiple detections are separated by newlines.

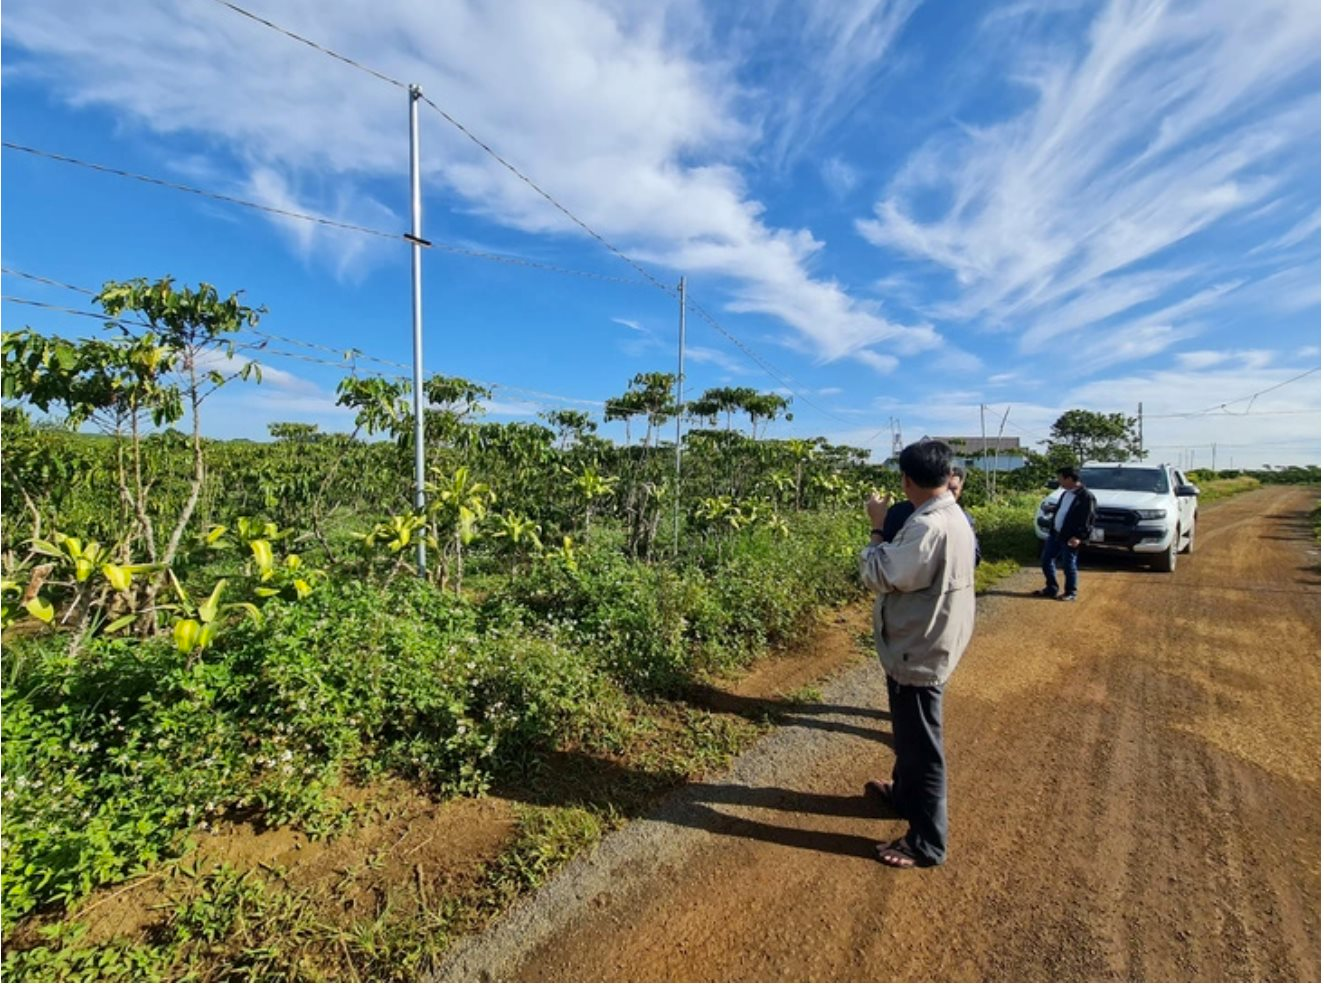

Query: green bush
left=968, top=494, right=1041, bottom=565
left=0, top=578, right=609, bottom=928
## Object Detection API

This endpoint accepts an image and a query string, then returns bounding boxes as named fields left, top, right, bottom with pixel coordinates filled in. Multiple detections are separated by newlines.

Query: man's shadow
left=658, top=781, right=901, bottom=861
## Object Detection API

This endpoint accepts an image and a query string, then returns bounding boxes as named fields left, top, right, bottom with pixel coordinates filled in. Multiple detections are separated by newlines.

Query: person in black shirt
left=1033, top=466, right=1096, bottom=601
left=881, top=465, right=981, bottom=566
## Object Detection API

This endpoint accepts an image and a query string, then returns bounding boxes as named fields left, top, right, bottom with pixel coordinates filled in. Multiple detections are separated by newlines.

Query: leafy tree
left=540, top=409, right=598, bottom=450
left=267, top=422, right=320, bottom=442
left=96, top=277, right=263, bottom=568
left=1044, top=409, right=1142, bottom=465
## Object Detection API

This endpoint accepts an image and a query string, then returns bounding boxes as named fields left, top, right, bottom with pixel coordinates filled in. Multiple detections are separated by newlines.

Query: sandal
left=875, top=837, right=921, bottom=869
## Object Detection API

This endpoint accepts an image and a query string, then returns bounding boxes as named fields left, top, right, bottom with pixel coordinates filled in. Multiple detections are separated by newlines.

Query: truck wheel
left=1180, top=519, right=1195, bottom=555
left=1155, top=534, right=1178, bottom=572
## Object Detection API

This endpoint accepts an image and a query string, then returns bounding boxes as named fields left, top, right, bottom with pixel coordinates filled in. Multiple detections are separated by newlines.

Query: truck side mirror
left=1044, top=479, right=1059, bottom=489
left=1175, top=484, right=1199, bottom=497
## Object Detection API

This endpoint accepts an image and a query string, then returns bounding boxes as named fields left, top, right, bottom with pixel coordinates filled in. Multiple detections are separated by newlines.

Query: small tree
left=1044, top=409, right=1142, bottom=464
left=96, top=277, right=263, bottom=568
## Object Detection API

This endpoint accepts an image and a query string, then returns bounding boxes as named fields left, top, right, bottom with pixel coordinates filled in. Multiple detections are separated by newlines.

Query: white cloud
left=482, top=398, right=542, bottom=418
left=856, top=0, right=1319, bottom=365
left=1175, top=350, right=1229, bottom=370
left=1249, top=208, right=1321, bottom=255
left=686, top=344, right=752, bottom=376
left=853, top=349, right=899, bottom=374
left=820, top=156, right=861, bottom=198
left=611, top=317, right=648, bottom=334
left=3, top=0, right=933, bottom=367
left=743, top=0, right=924, bottom=172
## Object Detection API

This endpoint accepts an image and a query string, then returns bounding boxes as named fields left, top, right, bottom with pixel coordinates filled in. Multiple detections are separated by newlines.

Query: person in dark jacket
left=882, top=465, right=981, bottom=566
left=1034, top=466, right=1096, bottom=601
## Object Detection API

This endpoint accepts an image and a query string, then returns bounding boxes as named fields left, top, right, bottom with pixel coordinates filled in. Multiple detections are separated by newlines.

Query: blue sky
left=3, top=0, right=1320, bottom=466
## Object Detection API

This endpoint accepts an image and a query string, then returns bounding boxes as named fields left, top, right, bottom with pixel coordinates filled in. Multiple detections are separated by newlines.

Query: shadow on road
left=663, top=803, right=885, bottom=861
left=495, top=694, right=894, bottom=832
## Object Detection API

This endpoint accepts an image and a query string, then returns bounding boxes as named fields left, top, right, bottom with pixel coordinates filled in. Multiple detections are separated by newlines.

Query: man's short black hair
left=1058, top=465, right=1081, bottom=480
left=899, top=440, right=953, bottom=489
left=950, top=464, right=967, bottom=480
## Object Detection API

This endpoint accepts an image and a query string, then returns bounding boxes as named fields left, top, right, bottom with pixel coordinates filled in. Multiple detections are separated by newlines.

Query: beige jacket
left=858, top=492, right=976, bottom=687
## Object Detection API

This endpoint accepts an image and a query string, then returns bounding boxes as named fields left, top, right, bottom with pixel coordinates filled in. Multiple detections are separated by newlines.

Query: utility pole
left=980, top=404, right=988, bottom=498
left=1212, top=442, right=1217, bottom=472
left=408, top=84, right=427, bottom=577
left=673, top=276, right=687, bottom=553
left=1137, top=402, right=1144, bottom=459
left=993, top=405, right=1010, bottom=500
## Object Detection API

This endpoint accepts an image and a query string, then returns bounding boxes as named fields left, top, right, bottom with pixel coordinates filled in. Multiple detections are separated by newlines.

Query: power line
left=3, top=141, right=402, bottom=241
left=206, top=0, right=408, bottom=90
left=0, top=288, right=642, bottom=416
left=415, top=93, right=676, bottom=298
left=1147, top=367, right=1321, bottom=418
left=204, top=0, right=838, bottom=422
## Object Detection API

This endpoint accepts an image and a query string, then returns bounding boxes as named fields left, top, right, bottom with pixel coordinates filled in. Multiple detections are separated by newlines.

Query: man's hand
left=1067, top=537, right=1081, bottom=548
left=866, top=492, right=893, bottom=527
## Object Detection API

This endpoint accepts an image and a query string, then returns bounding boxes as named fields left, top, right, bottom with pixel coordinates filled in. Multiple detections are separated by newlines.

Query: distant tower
left=890, top=417, right=903, bottom=459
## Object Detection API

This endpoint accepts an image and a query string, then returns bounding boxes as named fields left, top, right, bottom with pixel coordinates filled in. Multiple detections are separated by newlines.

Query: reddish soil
left=471, top=485, right=1322, bottom=982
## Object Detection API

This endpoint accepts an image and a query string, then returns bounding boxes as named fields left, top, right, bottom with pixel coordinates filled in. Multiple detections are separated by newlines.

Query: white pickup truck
left=1034, top=462, right=1199, bottom=572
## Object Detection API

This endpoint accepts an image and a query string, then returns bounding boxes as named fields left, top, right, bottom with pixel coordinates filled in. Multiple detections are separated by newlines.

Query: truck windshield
left=1080, top=467, right=1170, bottom=493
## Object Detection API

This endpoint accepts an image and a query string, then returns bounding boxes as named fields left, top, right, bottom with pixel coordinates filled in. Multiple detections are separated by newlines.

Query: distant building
left=882, top=435, right=1026, bottom=471
left=936, top=436, right=1026, bottom=472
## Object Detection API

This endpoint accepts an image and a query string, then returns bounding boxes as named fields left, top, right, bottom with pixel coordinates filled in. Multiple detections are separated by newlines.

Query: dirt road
left=438, top=486, right=1321, bottom=982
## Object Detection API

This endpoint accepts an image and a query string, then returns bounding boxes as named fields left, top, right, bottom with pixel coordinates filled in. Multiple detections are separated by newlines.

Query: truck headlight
left=1135, top=509, right=1168, bottom=520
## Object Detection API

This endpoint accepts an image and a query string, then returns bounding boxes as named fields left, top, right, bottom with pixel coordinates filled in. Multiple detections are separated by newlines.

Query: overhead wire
left=1, top=273, right=650, bottom=417
left=1144, top=367, right=1322, bottom=418
left=3, top=141, right=401, bottom=241
left=203, top=0, right=846, bottom=425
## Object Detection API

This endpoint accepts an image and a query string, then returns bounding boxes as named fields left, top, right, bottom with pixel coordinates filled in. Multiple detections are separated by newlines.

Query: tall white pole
left=673, top=276, right=687, bottom=553
left=409, top=84, right=427, bottom=577
left=979, top=403, right=988, bottom=498
left=993, top=405, right=1010, bottom=501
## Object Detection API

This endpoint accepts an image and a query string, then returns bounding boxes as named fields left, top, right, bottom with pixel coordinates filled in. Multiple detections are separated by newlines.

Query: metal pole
left=409, top=84, right=427, bottom=577
left=980, top=403, right=988, bottom=498
left=673, top=276, right=687, bottom=553
left=994, top=405, right=1010, bottom=501
left=1137, top=402, right=1144, bottom=459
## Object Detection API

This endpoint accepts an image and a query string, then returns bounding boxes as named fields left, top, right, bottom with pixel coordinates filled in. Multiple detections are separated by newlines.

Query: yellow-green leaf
left=74, top=557, right=94, bottom=582
left=24, top=596, right=54, bottom=623
left=198, top=580, right=226, bottom=624
left=249, top=539, right=274, bottom=575
left=103, top=613, right=137, bottom=634
left=198, top=622, right=219, bottom=651
left=102, top=563, right=133, bottom=592
left=205, top=525, right=229, bottom=545
left=173, top=618, right=201, bottom=653
left=293, top=578, right=312, bottom=599
left=253, top=586, right=280, bottom=598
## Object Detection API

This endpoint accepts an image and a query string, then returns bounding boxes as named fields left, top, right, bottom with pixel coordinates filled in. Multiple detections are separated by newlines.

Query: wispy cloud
left=3, top=0, right=932, bottom=367
left=820, top=156, right=861, bottom=198
left=856, top=0, right=1319, bottom=368
left=686, top=344, right=752, bottom=376
left=853, top=349, right=899, bottom=375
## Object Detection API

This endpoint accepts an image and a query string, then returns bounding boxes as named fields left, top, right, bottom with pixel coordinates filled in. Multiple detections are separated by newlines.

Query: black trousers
left=886, top=674, right=948, bottom=865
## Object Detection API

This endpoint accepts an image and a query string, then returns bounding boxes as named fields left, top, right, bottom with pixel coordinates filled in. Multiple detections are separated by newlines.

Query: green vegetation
left=0, top=276, right=1118, bottom=978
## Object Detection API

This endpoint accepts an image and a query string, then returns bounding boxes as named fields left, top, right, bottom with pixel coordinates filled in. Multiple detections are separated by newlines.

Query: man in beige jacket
left=859, top=439, right=976, bottom=868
